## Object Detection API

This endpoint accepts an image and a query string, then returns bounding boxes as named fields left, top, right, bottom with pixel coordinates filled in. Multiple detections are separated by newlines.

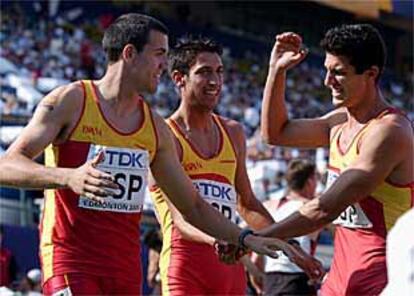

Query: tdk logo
left=193, top=180, right=236, bottom=201
left=105, top=150, right=146, bottom=168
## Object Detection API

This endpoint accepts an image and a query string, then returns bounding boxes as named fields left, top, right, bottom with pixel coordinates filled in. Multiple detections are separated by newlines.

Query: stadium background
left=0, top=0, right=412, bottom=294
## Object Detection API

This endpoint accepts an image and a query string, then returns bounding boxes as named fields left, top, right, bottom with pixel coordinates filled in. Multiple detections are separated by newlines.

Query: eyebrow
left=324, top=64, right=345, bottom=70
left=154, top=47, right=167, bottom=54
left=196, top=65, right=223, bottom=71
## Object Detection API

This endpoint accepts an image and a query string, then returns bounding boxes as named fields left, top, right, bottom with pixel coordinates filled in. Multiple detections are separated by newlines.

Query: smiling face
left=324, top=53, right=373, bottom=109
left=180, top=52, right=224, bottom=112
left=129, top=30, right=168, bottom=94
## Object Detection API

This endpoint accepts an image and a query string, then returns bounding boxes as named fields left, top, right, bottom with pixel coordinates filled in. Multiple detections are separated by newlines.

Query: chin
left=332, top=96, right=346, bottom=108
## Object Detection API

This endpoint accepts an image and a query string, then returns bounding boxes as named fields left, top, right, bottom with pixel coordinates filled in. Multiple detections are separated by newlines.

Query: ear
left=121, top=44, right=136, bottom=61
left=365, top=66, right=380, bottom=81
left=171, top=70, right=186, bottom=88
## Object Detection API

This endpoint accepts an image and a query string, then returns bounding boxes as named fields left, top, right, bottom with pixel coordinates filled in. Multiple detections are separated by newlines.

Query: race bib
left=333, top=203, right=373, bottom=228
left=78, top=144, right=148, bottom=213
left=52, top=287, right=73, bottom=296
left=327, top=169, right=373, bottom=228
left=192, top=179, right=237, bottom=223
left=326, top=168, right=339, bottom=189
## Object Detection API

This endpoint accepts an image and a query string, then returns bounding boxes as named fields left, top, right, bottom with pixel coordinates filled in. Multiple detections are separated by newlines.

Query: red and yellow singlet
left=40, top=80, right=158, bottom=285
left=321, top=108, right=413, bottom=296
left=151, top=115, right=246, bottom=295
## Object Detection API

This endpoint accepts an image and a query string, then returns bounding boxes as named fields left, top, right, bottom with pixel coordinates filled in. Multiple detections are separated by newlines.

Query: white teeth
left=205, top=90, right=218, bottom=95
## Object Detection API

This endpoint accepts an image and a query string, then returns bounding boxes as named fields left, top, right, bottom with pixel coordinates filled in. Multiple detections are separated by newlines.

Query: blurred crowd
left=1, top=4, right=412, bottom=196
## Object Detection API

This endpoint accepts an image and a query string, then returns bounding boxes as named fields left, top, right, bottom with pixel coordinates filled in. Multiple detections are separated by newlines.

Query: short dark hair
left=102, top=13, right=168, bottom=62
left=320, top=24, right=386, bottom=83
left=168, top=36, right=223, bottom=76
left=285, top=159, right=316, bottom=191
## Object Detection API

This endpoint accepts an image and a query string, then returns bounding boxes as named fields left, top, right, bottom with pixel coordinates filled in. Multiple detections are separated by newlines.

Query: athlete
left=258, top=24, right=414, bottom=295
left=0, top=14, right=314, bottom=295
left=150, top=36, right=277, bottom=295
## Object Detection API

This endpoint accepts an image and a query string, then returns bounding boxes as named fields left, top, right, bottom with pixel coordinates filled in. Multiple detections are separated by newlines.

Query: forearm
left=257, top=199, right=331, bottom=239
left=258, top=169, right=376, bottom=238
left=182, top=197, right=242, bottom=244
left=174, top=214, right=216, bottom=245
left=261, top=68, right=288, bottom=144
left=0, top=154, right=70, bottom=189
left=239, top=201, right=275, bottom=231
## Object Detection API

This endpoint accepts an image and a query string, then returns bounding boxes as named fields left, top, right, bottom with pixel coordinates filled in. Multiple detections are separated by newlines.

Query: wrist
left=238, top=228, right=256, bottom=249
left=59, top=168, right=72, bottom=188
left=268, top=64, right=287, bottom=73
left=287, top=239, right=300, bottom=247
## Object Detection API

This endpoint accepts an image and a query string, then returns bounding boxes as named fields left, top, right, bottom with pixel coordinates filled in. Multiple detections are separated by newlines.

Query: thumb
left=291, top=48, right=308, bottom=64
left=91, top=149, right=105, bottom=167
left=263, top=246, right=279, bottom=259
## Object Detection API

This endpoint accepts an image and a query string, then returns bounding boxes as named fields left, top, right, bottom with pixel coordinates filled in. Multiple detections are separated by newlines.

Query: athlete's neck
left=347, top=87, right=389, bottom=125
left=94, top=63, right=140, bottom=116
left=172, top=104, right=215, bottom=133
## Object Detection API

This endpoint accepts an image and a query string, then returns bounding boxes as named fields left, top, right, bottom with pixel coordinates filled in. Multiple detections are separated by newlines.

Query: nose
left=209, top=72, right=222, bottom=86
left=324, top=71, right=332, bottom=87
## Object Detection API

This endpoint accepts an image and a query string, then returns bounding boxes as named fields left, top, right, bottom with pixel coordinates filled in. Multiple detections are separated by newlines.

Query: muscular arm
left=166, top=199, right=216, bottom=245
left=148, top=122, right=216, bottom=245
left=228, top=120, right=275, bottom=230
left=258, top=118, right=412, bottom=238
left=0, top=85, right=82, bottom=189
left=261, top=33, right=346, bottom=148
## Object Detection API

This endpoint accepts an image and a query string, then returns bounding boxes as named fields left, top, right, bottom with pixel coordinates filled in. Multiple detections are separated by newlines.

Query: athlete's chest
left=337, top=124, right=365, bottom=153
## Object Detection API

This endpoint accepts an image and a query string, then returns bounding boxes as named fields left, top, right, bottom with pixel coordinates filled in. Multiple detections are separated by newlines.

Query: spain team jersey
left=321, top=108, right=413, bottom=296
left=40, top=80, right=158, bottom=285
left=151, top=115, right=246, bottom=295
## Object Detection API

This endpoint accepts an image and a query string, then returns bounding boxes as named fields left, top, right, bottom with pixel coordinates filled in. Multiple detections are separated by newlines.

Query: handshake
left=213, top=229, right=325, bottom=282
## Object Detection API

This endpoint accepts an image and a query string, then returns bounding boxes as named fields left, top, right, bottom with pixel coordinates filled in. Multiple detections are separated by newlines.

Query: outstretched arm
left=149, top=114, right=313, bottom=262
left=258, top=117, right=412, bottom=238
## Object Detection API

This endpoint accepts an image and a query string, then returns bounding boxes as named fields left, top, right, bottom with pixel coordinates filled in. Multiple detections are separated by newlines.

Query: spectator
left=17, top=268, right=42, bottom=296
left=0, top=225, right=17, bottom=288
left=253, top=159, right=321, bottom=296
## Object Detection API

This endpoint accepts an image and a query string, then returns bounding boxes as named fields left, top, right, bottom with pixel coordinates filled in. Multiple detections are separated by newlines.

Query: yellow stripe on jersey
left=151, top=187, right=173, bottom=296
left=42, top=144, right=59, bottom=280
left=371, top=182, right=412, bottom=231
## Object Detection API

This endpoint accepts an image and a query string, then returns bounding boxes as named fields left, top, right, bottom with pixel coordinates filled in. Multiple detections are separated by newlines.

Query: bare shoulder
left=37, top=81, right=84, bottom=116
left=151, top=111, right=168, bottom=134
left=361, top=111, right=413, bottom=183
left=361, top=111, right=413, bottom=159
left=370, top=112, right=413, bottom=140
left=216, top=115, right=245, bottom=140
left=321, top=107, right=348, bottom=129
left=150, top=111, right=175, bottom=149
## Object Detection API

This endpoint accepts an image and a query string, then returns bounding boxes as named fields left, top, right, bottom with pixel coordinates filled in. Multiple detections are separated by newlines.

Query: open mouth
left=204, top=89, right=220, bottom=96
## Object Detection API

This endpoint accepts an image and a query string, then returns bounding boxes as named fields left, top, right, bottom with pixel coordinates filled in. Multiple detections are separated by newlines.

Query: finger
left=83, top=192, right=105, bottom=203
left=88, top=167, right=115, bottom=181
left=91, top=149, right=105, bottom=167
left=276, top=32, right=301, bottom=45
left=85, top=175, right=119, bottom=189
left=262, top=246, right=279, bottom=259
left=275, top=42, right=300, bottom=52
left=290, top=49, right=308, bottom=64
left=84, top=184, right=113, bottom=197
